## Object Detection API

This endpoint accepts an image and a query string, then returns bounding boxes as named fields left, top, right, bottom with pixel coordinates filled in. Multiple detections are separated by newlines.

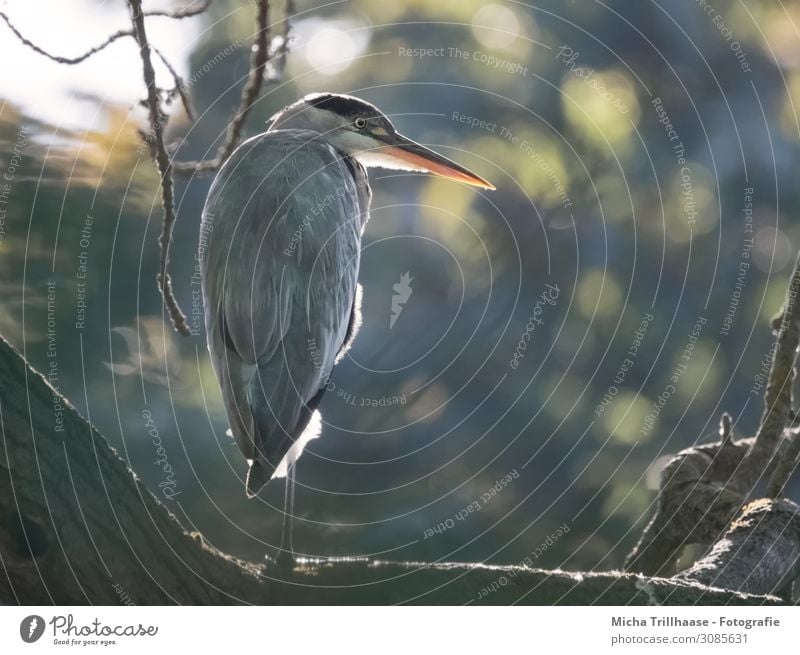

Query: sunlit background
left=2, top=0, right=800, bottom=573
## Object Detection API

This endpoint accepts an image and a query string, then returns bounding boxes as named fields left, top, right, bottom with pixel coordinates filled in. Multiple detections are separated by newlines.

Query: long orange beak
left=380, top=133, right=495, bottom=190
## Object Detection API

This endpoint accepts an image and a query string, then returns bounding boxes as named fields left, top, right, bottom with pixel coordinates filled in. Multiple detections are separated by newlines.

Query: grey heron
left=200, top=92, right=493, bottom=558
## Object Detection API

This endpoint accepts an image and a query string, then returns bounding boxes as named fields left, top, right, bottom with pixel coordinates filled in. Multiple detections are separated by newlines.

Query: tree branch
left=744, top=251, right=800, bottom=487
left=2, top=1, right=294, bottom=335
left=624, top=423, right=753, bottom=577
left=0, top=11, right=133, bottom=65
left=173, top=0, right=272, bottom=176
left=768, top=433, right=800, bottom=498
left=0, top=335, right=785, bottom=605
left=152, top=47, right=195, bottom=122
left=144, top=0, right=212, bottom=20
left=265, top=0, right=294, bottom=82
left=678, top=498, right=800, bottom=597
left=129, top=0, right=191, bottom=336
left=763, top=253, right=800, bottom=497
left=626, top=253, right=800, bottom=580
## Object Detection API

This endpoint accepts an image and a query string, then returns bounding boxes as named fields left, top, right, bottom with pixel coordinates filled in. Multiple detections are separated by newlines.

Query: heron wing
left=201, top=130, right=365, bottom=474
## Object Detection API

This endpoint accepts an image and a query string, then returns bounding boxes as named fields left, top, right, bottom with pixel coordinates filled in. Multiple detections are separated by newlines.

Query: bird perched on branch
left=200, top=92, right=493, bottom=557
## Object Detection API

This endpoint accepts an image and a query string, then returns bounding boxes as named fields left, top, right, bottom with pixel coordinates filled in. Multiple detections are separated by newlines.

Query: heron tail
left=246, top=460, right=271, bottom=498
left=245, top=410, right=322, bottom=498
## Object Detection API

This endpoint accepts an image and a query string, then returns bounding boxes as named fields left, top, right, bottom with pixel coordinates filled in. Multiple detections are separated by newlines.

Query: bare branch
left=144, top=0, right=212, bottom=19
left=265, top=0, right=295, bottom=82
left=0, top=11, right=132, bottom=65
left=171, top=157, right=220, bottom=175
left=129, top=0, right=190, bottom=336
left=767, top=430, right=800, bottom=498
left=678, top=498, right=800, bottom=597
left=153, top=47, right=195, bottom=121
left=219, top=0, right=270, bottom=162
left=3, top=0, right=295, bottom=332
left=0, top=0, right=212, bottom=67
left=174, top=0, right=276, bottom=176
left=719, top=411, right=733, bottom=444
left=624, top=431, right=752, bottom=577
left=627, top=255, right=800, bottom=577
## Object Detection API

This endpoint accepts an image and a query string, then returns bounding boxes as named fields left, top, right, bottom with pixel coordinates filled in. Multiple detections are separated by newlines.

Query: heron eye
left=353, top=117, right=367, bottom=130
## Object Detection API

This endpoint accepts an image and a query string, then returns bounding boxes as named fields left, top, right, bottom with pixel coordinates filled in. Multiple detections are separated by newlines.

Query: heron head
left=267, top=93, right=495, bottom=190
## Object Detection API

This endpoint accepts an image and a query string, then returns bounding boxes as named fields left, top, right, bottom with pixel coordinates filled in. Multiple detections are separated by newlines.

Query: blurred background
left=2, top=0, right=800, bottom=574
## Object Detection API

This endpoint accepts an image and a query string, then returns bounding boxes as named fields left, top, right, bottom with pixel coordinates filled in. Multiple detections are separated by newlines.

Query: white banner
left=1, top=606, right=797, bottom=654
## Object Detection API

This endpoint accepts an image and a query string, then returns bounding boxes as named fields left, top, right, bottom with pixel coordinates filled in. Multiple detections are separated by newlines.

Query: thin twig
left=174, top=0, right=272, bottom=176
left=129, top=0, right=190, bottom=335
left=153, top=47, right=195, bottom=121
left=1, top=10, right=194, bottom=122
left=265, top=0, right=295, bottom=81
left=219, top=0, right=269, bottom=163
left=0, top=11, right=132, bottom=64
left=719, top=412, right=733, bottom=445
left=144, top=0, right=212, bottom=19
left=2, top=0, right=292, bottom=334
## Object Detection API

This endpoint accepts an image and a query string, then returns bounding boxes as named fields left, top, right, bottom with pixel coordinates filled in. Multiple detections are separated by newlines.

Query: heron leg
left=288, top=461, right=296, bottom=554
left=277, top=461, right=296, bottom=567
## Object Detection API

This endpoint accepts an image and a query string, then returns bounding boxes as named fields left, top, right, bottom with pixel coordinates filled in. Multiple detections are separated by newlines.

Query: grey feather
left=200, top=129, right=370, bottom=492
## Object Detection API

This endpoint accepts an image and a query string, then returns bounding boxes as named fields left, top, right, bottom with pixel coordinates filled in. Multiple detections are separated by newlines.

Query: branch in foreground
left=768, top=431, right=800, bottom=498
left=625, top=425, right=752, bottom=577
left=745, top=251, right=800, bottom=489
left=0, top=336, right=785, bottom=605
left=626, top=252, right=800, bottom=578
left=625, top=421, right=800, bottom=578
left=678, top=498, right=800, bottom=597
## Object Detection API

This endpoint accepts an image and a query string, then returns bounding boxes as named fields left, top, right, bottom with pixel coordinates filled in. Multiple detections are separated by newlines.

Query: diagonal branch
left=747, top=251, right=800, bottom=490
left=219, top=0, right=270, bottom=163
left=174, top=0, right=273, bottom=176
left=153, top=47, right=195, bottom=121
